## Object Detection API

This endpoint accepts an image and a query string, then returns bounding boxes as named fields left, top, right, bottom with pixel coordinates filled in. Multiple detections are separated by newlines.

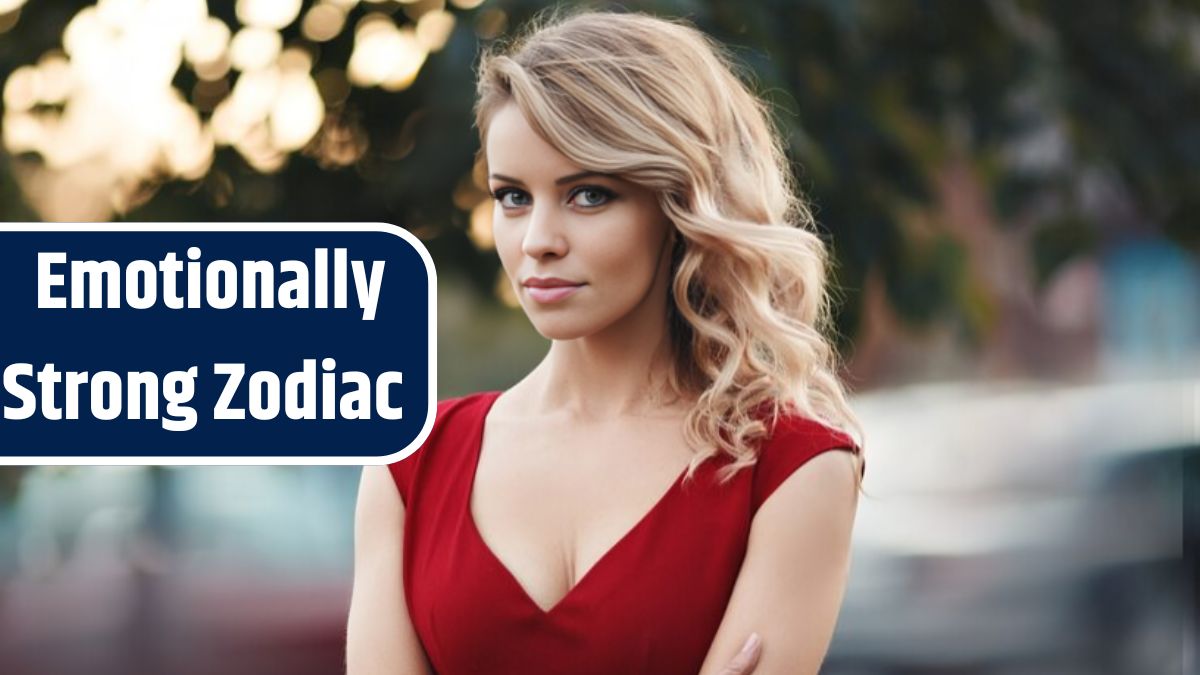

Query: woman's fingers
left=718, top=633, right=762, bottom=675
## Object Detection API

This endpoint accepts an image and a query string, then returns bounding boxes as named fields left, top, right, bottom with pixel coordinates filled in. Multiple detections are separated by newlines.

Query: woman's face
left=486, top=102, right=674, bottom=341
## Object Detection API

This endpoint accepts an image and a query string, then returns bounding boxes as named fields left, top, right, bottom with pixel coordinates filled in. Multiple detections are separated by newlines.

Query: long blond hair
left=474, top=8, right=866, bottom=491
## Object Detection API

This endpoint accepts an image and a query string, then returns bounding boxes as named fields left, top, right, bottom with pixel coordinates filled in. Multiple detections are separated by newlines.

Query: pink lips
left=525, top=284, right=584, bottom=303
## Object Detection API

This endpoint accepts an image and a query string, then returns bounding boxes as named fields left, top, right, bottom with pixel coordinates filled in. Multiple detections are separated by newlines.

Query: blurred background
left=0, top=0, right=1197, bottom=673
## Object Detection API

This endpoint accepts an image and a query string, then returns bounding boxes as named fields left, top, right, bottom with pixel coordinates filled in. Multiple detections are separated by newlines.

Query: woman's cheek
left=494, top=231, right=521, bottom=273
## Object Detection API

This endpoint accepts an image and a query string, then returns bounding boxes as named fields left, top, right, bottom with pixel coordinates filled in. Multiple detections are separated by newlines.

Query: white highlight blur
left=347, top=14, right=427, bottom=91
left=1, top=0, right=448, bottom=218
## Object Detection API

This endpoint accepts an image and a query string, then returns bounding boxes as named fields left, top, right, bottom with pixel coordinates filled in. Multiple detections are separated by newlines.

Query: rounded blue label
left=0, top=223, right=435, bottom=464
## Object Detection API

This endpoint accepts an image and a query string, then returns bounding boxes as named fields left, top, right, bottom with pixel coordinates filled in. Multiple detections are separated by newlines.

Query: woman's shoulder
left=386, top=390, right=500, bottom=506
left=750, top=408, right=862, bottom=513
left=762, top=410, right=858, bottom=452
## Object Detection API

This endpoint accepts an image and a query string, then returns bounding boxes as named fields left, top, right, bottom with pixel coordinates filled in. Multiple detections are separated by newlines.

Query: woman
left=347, top=9, right=866, bottom=674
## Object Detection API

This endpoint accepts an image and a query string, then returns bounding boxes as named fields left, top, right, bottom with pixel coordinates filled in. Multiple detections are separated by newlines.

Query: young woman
left=347, top=9, right=866, bottom=674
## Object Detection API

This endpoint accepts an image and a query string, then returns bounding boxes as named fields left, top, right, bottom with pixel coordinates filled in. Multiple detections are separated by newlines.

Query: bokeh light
left=235, top=0, right=302, bottom=30
left=301, top=2, right=346, bottom=42
left=2, top=0, right=210, bottom=219
left=416, top=8, right=455, bottom=51
left=2, top=66, right=40, bottom=113
left=229, top=27, right=283, bottom=72
left=1, top=0, right=458, bottom=220
left=184, top=17, right=232, bottom=69
left=347, top=14, right=428, bottom=90
left=468, top=198, right=493, bottom=250
left=0, top=9, right=21, bottom=34
left=270, top=71, right=325, bottom=151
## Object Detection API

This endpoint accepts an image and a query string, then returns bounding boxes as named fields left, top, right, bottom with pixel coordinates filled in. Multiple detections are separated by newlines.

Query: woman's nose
left=521, top=202, right=568, bottom=259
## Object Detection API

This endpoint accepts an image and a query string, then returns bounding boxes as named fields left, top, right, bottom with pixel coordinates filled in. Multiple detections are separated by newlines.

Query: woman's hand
left=717, top=633, right=762, bottom=674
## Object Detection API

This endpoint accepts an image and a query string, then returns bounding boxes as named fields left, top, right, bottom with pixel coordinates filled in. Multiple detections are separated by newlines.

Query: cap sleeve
left=751, top=414, right=863, bottom=514
left=388, top=453, right=419, bottom=508
left=386, top=396, right=466, bottom=508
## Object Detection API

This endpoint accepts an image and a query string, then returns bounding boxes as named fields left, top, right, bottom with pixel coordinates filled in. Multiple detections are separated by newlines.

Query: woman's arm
left=697, top=450, right=861, bottom=675
left=346, top=465, right=432, bottom=674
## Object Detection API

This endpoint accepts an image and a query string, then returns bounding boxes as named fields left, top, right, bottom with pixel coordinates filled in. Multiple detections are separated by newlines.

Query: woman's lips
left=525, top=283, right=584, bottom=303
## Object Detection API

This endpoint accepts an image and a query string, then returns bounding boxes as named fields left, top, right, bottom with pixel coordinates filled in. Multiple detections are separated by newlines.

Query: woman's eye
left=570, top=186, right=614, bottom=208
left=493, top=188, right=530, bottom=208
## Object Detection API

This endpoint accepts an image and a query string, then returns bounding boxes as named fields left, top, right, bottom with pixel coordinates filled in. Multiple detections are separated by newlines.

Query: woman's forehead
left=485, top=104, right=585, bottom=181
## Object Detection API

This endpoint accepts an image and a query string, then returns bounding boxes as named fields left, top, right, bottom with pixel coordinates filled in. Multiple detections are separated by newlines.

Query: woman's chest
left=403, top=439, right=755, bottom=674
left=469, top=420, right=699, bottom=613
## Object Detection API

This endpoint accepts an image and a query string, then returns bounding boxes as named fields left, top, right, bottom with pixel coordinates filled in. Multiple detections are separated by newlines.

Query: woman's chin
left=526, top=315, right=604, bottom=341
left=530, top=324, right=590, bottom=341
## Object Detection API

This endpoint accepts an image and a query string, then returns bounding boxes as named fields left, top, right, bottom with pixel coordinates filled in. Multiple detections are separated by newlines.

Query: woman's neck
left=521, top=325, right=686, bottom=422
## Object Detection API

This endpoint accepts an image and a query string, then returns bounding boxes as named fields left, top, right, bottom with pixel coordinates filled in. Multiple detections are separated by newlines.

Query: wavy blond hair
left=473, top=8, right=866, bottom=492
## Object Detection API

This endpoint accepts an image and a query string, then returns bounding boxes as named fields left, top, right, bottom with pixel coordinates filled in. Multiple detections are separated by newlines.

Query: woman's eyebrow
left=553, top=171, right=613, bottom=185
left=488, top=173, right=525, bottom=185
left=489, top=171, right=614, bottom=186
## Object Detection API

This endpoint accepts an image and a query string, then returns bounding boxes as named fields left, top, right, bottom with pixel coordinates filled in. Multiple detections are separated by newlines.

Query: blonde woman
left=348, top=9, right=866, bottom=674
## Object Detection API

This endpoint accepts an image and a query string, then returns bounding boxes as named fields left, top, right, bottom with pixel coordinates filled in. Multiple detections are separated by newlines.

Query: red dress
left=388, top=391, right=863, bottom=674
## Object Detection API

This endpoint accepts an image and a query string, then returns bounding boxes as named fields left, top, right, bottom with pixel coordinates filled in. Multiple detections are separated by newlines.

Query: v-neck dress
left=388, top=391, right=863, bottom=674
